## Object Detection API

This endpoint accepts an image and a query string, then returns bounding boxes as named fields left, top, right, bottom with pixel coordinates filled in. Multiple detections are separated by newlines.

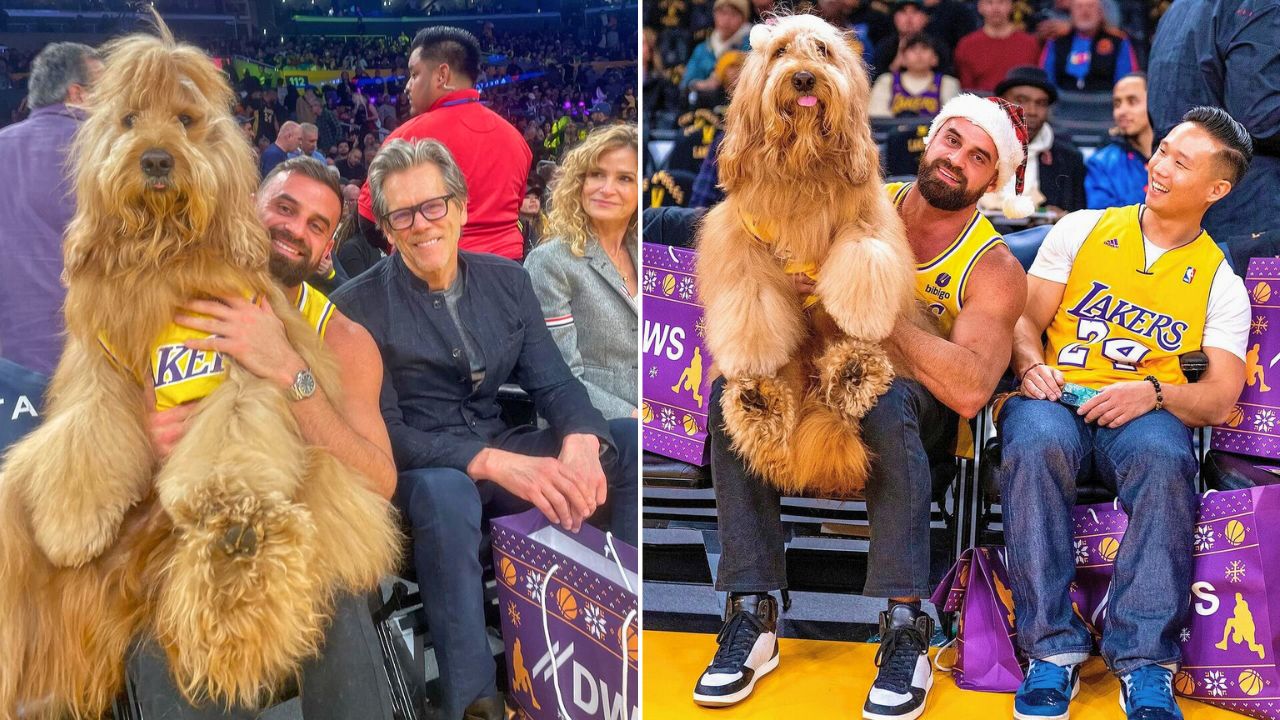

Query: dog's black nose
left=791, top=71, right=816, bottom=93
left=140, top=148, right=173, bottom=177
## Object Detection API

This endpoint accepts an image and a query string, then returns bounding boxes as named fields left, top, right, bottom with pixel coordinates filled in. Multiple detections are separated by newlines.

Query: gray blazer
left=525, top=235, right=638, bottom=420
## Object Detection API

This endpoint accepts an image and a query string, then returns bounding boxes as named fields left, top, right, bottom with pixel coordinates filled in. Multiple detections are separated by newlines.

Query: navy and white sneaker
left=863, top=604, right=935, bottom=720
left=692, top=593, right=780, bottom=707
left=1119, top=665, right=1184, bottom=720
left=1014, top=659, right=1081, bottom=720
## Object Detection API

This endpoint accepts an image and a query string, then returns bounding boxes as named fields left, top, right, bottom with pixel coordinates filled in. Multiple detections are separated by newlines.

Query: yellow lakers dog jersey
left=887, top=182, right=1006, bottom=337
left=99, top=283, right=336, bottom=410
left=1044, top=204, right=1221, bottom=389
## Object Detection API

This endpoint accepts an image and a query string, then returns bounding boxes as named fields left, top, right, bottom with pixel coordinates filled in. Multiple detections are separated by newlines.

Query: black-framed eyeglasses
left=384, top=193, right=453, bottom=231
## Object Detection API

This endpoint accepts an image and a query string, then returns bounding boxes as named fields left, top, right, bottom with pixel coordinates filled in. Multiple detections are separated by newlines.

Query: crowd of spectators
left=645, top=0, right=1166, bottom=226
left=0, top=27, right=640, bottom=716
left=4, top=20, right=637, bottom=162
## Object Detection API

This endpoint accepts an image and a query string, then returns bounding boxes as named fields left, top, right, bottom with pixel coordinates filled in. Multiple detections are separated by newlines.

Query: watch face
left=296, top=369, right=317, bottom=398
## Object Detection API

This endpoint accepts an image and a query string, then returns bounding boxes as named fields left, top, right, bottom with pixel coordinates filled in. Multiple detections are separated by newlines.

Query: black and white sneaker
left=863, top=604, right=935, bottom=720
left=692, top=593, right=780, bottom=707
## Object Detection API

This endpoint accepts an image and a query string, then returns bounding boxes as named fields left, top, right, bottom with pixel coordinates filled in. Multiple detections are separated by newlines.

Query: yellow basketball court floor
left=644, top=631, right=1246, bottom=718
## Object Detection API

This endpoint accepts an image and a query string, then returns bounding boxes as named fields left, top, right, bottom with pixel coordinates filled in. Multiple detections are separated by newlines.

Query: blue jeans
left=997, top=395, right=1198, bottom=674
left=395, top=418, right=638, bottom=719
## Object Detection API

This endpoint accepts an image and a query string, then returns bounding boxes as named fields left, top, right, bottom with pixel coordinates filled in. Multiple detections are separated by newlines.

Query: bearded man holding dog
left=694, top=77, right=1028, bottom=720
left=1000, top=106, right=1251, bottom=720
left=127, top=155, right=399, bottom=718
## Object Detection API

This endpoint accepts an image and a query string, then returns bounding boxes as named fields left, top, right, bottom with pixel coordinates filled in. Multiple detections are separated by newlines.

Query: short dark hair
left=260, top=156, right=344, bottom=211
left=1182, top=106, right=1253, bottom=185
left=901, top=34, right=939, bottom=57
left=409, top=26, right=482, bottom=83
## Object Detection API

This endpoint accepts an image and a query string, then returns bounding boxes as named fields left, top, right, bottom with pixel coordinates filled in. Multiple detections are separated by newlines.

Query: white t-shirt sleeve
left=1027, top=209, right=1106, bottom=284
left=1202, top=260, right=1251, bottom=361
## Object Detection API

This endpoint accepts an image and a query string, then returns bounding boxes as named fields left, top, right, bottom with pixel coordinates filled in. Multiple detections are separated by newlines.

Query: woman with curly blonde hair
left=525, top=123, right=639, bottom=419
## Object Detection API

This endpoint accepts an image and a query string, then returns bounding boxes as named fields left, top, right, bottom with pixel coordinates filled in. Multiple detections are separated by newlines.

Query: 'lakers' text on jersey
left=99, top=282, right=336, bottom=411
left=1044, top=204, right=1224, bottom=390
left=887, top=182, right=1006, bottom=338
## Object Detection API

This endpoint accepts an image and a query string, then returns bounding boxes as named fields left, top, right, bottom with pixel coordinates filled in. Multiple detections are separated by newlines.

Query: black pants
left=126, top=592, right=394, bottom=719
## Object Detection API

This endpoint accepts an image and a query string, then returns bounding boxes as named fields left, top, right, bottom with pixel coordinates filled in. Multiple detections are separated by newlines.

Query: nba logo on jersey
left=1184, top=267, right=1196, bottom=284
left=153, top=343, right=226, bottom=388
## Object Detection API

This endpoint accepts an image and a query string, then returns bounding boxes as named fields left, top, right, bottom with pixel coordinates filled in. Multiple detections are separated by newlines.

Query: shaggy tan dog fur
left=697, top=14, right=917, bottom=496
left=0, top=21, right=400, bottom=717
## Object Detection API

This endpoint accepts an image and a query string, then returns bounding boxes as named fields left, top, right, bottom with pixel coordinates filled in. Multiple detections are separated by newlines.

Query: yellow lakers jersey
left=295, top=281, right=337, bottom=340
left=887, top=182, right=1007, bottom=337
left=1044, top=204, right=1222, bottom=389
left=100, top=282, right=335, bottom=411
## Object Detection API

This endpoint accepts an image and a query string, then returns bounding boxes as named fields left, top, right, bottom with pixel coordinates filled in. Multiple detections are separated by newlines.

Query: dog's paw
left=816, top=339, right=895, bottom=421
left=720, top=375, right=799, bottom=482
left=817, top=235, right=912, bottom=342
left=160, top=486, right=324, bottom=706
left=706, top=317, right=793, bottom=376
left=31, top=506, right=124, bottom=568
left=830, top=308, right=897, bottom=344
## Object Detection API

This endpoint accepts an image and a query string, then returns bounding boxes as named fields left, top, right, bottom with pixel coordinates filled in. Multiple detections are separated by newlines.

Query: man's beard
left=916, top=156, right=985, bottom=211
left=267, top=227, right=315, bottom=287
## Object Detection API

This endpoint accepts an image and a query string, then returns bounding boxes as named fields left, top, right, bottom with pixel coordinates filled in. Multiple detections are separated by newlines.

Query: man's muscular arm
left=287, top=313, right=397, bottom=499
left=886, top=247, right=1027, bottom=418
left=174, top=296, right=397, bottom=499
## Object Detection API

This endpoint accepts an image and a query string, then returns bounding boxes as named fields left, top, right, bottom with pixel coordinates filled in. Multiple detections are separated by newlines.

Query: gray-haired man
left=332, top=139, right=638, bottom=720
left=289, top=122, right=327, bottom=164
left=0, top=42, right=102, bottom=376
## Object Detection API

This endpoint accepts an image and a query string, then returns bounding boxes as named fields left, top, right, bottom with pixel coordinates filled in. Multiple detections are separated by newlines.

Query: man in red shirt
left=953, top=0, right=1040, bottom=92
left=358, top=27, right=532, bottom=260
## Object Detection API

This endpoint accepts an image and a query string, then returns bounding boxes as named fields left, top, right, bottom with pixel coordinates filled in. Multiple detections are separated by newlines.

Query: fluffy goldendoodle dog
left=0, top=21, right=399, bottom=716
left=697, top=14, right=918, bottom=496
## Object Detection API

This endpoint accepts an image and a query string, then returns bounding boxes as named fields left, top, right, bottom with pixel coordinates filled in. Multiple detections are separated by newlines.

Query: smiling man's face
left=382, top=161, right=466, bottom=288
left=256, top=170, right=341, bottom=288
left=917, top=117, right=1001, bottom=211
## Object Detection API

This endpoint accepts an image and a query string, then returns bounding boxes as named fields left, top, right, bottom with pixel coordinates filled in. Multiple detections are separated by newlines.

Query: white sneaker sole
left=1119, top=690, right=1176, bottom=717
left=1013, top=677, right=1081, bottom=720
left=862, top=673, right=934, bottom=720
left=692, top=652, right=781, bottom=708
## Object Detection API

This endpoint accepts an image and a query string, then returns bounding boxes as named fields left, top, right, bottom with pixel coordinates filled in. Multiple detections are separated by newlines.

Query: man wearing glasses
left=332, top=139, right=638, bottom=720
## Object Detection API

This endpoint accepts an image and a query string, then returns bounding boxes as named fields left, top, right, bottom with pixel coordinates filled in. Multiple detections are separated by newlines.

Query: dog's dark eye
left=816, top=42, right=828, bottom=57
left=178, top=114, right=193, bottom=127
left=774, top=44, right=787, bottom=58
left=122, top=113, right=137, bottom=129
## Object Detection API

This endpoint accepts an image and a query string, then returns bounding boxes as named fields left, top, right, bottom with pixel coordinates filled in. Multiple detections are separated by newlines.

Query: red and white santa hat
left=923, top=94, right=1034, bottom=219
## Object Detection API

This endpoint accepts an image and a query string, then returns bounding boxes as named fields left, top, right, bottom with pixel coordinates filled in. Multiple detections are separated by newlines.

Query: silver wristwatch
left=287, top=368, right=317, bottom=401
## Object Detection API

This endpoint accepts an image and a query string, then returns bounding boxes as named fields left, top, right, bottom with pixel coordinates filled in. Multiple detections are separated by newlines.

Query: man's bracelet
left=1019, top=362, right=1047, bottom=384
left=1144, top=375, right=1164, bottom=411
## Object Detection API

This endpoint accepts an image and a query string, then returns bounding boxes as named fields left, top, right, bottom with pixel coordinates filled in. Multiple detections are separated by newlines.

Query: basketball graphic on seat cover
left=1173, top=671, right=1195, bottom=695
left=682, top=413, right=699, bottom=435
left=1226, top=520, right=1247, bottom=546
left=500, top=557, right=518, bottom=587
left=662, top=273, right=676, bottom=296
left=623, top=624, right=638, bottom=663
left=1239, top=668, right=1265, bottom=696
left=1227, top=405, right=1245, bottom=428
left=958, top=562, right=969, bottom=589
left=1254, top=282, right=1273, bottom=304
left=1099, top=536, right=1120, bottom=562
left=641, top=401, right=653, bottom=424
left=556, top=587, right=579, bottom=620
